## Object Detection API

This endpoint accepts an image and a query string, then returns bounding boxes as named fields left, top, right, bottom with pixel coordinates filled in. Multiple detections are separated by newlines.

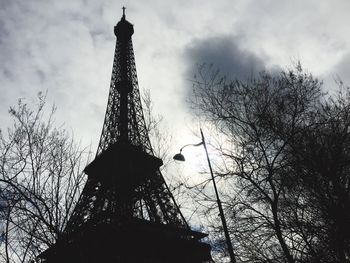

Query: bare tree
left=283, top=84, right=350, bottom=262
left=187, top=64, right=347, bottom=262
left=0, top=93, right=87, bottom=262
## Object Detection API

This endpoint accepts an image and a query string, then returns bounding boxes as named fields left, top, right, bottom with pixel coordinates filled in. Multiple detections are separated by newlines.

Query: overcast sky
left=1, top=0, right=350, bottom=175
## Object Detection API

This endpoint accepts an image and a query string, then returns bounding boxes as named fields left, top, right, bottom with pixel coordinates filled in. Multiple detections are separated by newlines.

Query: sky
left=1, top=0, right=350, bottom=178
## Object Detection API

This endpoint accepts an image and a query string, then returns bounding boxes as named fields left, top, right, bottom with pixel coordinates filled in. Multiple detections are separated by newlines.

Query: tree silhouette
left=0, top=94, right=87, bottom=262
left=188, top=64, right=350, bottom=262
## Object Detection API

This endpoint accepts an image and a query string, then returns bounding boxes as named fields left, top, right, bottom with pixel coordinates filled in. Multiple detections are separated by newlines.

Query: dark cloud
left=182, top=35, right=272, bottom=108
left=183, top=35, right=267, bottom=82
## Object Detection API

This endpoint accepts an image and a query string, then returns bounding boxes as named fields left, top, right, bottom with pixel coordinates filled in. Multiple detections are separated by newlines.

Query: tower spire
left=122, top=6, right=126, bottom=18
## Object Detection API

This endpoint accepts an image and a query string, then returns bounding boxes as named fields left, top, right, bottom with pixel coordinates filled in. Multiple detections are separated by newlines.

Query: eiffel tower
left=38, top=9, right=212, bottom=263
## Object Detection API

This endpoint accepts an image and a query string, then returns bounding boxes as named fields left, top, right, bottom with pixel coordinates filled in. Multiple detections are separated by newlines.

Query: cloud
left=332, top=53, right=350, bottom=87
left=183, top=35, right=266, bottom=82
left=0, top=0, right=115, bottom=147
left=1, top=0, right=350, bottom=154
left=182, top=35, right=272, bottom=107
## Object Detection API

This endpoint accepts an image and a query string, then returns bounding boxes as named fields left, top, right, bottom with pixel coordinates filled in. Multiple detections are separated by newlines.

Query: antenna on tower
left=122, top=6, right=126, bottom=18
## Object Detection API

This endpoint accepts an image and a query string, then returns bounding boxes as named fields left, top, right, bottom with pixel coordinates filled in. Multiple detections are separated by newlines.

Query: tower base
left=38, top=217, right=213, bottom=263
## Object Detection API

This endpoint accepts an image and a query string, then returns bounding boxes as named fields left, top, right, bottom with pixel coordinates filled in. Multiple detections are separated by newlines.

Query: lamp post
left=173, top=128, right=237, bottom=263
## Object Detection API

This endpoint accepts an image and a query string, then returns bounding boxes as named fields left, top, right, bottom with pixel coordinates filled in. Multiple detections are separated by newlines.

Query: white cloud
left=1, top=0, right=350, bottom=155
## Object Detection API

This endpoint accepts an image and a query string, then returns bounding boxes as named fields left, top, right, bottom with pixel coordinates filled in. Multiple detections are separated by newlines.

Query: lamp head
left=173, top=152, right=185, bottom=162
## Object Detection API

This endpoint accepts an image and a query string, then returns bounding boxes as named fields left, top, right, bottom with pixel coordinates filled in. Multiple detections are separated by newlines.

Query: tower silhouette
left=39, top=9, right=212, bottom=263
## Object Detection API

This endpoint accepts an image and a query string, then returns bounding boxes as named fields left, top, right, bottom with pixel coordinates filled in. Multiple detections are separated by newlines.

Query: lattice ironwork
left=63, top=12, right=188, bottom=233
left=38, top=10, right=212, bottom=263
left=96, top=18, right=152, bottom=155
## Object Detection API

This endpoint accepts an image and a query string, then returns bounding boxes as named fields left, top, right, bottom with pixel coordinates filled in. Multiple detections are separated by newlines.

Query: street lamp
left=173, top=128, right=237, bottom=263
